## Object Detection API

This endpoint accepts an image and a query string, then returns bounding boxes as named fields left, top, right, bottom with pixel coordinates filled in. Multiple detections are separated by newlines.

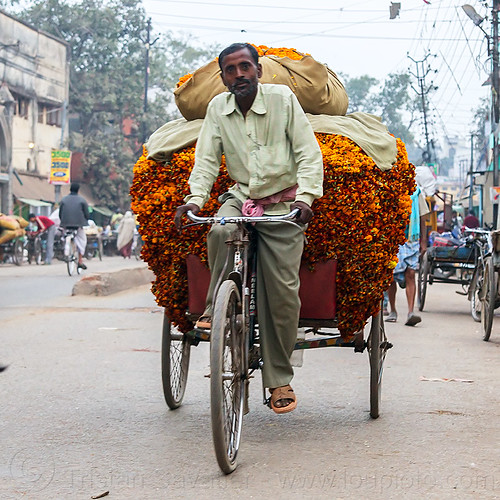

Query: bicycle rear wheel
left=33, top=238, right=42, bottom=265
left=481, top=256, right=496, bottom=341
left=210, top=280, right=245, bottom=474
left=67, top=240, right=77, bottom=276
left=368, top=307, right=389, bottom=419
left=469, top=267, right=482, bottom=323
left=161, top=313, right=191, bottom=409
left=13, top=239, right=23, bottom=266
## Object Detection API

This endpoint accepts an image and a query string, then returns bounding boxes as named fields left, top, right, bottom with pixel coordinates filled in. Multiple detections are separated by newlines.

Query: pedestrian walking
left=386, top=184, right=430, bottom=326
left=116, top=211, right=135, bottom=258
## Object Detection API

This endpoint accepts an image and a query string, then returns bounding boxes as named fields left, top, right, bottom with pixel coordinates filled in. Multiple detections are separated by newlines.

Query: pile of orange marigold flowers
left=131, top=46, right=414, bottom=337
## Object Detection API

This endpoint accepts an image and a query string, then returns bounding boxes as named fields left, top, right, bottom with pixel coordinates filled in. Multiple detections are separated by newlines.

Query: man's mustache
left=230, top=78, right=251, bottom=89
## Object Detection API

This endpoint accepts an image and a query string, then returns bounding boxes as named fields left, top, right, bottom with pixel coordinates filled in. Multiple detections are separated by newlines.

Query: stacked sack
left=131, top=45, right=415, bottom=338
left=0, top=214, right=27, bottom=244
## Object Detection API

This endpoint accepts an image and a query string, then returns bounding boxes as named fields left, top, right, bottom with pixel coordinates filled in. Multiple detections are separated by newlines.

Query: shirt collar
left=221, top=83, right=267, bottom=116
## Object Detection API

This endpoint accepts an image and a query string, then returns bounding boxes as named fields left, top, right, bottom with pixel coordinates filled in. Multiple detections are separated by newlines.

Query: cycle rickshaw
left=161, top=210, right=392, bottom=474
left=418, top=228, right=491, bottom=321
left=480, top=229, right=500, bottom=341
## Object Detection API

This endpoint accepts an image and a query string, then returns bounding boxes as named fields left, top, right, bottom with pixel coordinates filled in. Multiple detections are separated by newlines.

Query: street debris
left=91, top=491, right=109, bottom=499
left=419, top=376, right=474, bottom=383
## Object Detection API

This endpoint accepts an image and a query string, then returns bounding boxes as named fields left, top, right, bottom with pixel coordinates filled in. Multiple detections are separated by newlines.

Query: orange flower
left=131, top=135, right=414, bottom=338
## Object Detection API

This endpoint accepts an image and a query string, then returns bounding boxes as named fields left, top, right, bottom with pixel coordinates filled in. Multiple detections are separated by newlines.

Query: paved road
left=0, top=263, right=499, bottom=499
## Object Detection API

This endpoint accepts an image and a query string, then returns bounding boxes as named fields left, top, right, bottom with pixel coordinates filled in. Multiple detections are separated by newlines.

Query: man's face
left=220, top=48, right=262, bottom=99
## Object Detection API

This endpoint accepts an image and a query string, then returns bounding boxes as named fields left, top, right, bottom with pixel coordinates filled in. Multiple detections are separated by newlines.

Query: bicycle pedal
left=455, top=290, right=468, bottom=296
left=204, top=373, right=210, bottom=378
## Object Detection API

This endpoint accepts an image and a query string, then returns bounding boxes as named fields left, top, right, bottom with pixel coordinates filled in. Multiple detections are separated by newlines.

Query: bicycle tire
left=469, top=267, right=482, bottom=323
left=481, top=256, right=495, bottom=341
left=368, top=307, right=388, bottom=419
left=13, top=239, right=23, bottom=266
left=67, top=240, right=77, bottom=276
left=417, top=251, right=429, bottom=311
left=34, top=238, right=42, bottom=265
left=161, top=313, right=191, bottom=409
left=210, top=280, right=245, bottom=474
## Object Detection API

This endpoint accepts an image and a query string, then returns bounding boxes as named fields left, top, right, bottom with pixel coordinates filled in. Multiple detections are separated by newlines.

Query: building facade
left=0, top=9, right=70, bottom=215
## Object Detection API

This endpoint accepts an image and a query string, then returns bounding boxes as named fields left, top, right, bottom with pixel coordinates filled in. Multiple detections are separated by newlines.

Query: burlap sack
left=174, top=55, right=348, bottom=120
left=0, top=227, right=24, bottom=244
left=0, top=215, right=21, bottom=231
left=13, top=215, right=29, bottom=228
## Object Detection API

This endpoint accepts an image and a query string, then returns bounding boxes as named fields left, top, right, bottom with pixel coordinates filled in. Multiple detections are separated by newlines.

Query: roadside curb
left=72, top=265, right=154, bottom=296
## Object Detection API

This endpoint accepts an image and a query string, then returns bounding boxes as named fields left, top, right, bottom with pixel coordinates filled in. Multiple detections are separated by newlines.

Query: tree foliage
left=8, top=0, right=218, bottom=210
left=342, top=72, right=416, bottom=153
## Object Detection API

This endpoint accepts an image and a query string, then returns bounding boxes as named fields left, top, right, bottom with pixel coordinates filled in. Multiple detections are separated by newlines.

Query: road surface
left=0, top=260, right=499, bottom=499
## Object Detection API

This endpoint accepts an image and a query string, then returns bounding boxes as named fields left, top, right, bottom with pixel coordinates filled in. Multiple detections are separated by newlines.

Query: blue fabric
left=393, top=241, right=420, bottom=288
left=406, top=186, right=421, bottom=242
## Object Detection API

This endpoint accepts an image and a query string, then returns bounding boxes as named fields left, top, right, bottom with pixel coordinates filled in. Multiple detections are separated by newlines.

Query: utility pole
left=141, top=19, right=159, bottom=144
left=469, top=133, right=475, bottom=212
left=408, top=53, right=437, bottom=165
left=492, top=0, right=500, bottom=227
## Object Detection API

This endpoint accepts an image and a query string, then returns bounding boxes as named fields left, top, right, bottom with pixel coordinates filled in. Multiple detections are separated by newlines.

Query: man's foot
left=195, top=315, right=211, bottom=329
left=405, top=312, right=421, bottom=326
left=383, top=308, right=389, bottom=316
left=78, top=262, right=87, bottom=270
left=269, top=385, right=297, bottom=414
left=385, top=311, right=397, bottom=322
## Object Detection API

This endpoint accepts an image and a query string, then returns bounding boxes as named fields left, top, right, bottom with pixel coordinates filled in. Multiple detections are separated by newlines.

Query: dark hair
left=28, top=213, right=35, bottom=219
left=70, top=182, right=80, bottom=193
left=218, top=43, right=259, bottom=70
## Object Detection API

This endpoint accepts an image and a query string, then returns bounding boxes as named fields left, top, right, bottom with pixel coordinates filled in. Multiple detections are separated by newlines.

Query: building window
left=46, top=105, right=62, bottom=127
left=12, top=92, right=29, bottom=119
left=38, top=105, right=45, bottom=124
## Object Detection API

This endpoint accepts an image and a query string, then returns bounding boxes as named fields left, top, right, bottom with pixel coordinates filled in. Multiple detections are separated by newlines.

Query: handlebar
left=462, top=227, right=490, bottom=234
left=186, top=208, right=300, bottom=225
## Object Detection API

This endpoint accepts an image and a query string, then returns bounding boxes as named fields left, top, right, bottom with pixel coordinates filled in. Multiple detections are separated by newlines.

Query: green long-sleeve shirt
left=185, top=83, right=324, bottom=214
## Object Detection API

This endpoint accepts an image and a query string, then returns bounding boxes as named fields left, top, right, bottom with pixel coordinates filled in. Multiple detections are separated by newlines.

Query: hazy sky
left=143, top=0, right=491, bottom=160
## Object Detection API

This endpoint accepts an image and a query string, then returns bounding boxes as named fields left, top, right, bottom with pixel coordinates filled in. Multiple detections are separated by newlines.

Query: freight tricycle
left=161, top=210, right=392, bottom=474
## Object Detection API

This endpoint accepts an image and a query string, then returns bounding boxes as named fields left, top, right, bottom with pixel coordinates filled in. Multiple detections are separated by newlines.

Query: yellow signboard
left=49, top=149, right=71, bottom=185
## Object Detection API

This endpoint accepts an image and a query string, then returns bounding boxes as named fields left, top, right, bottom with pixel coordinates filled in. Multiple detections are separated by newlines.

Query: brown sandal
left=195, top=315, right=211, bottom=329
left=269, top=385, right=297, bottom=414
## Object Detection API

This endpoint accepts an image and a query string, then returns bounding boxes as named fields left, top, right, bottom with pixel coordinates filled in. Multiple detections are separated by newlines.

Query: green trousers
left=205, top=196, right=304, bottom=388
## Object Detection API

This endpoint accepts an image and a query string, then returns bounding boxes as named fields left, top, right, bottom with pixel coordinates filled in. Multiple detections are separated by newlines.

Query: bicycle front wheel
left=210, top=280, right=245, bottom=474
left=161, top=313, right=191, bottom=409
left=417, top=251, right=429, bottom=311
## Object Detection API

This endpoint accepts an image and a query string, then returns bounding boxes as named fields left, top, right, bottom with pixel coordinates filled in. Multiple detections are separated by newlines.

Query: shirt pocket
left=257, top=145, right=295, bottom=187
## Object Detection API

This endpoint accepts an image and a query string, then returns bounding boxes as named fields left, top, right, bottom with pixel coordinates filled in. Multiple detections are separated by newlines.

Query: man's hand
left=174, top=203, right=200, bottom=230
left=290, top=201, right=313, bottom=224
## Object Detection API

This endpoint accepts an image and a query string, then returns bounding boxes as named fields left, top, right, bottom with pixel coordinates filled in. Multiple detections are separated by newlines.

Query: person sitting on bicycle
left=59, top=182, right=90, bottom=270
left=28, top=213, right=57, bottom=265
left=175, top=43, right=324, bottom=414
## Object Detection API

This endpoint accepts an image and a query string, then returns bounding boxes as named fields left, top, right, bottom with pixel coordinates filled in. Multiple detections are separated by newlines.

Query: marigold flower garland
left=131, top=136, right=413, bottom=337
